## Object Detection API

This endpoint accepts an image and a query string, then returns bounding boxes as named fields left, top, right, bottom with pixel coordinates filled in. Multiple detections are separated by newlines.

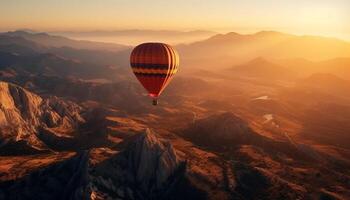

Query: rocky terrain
left=0, top=82, right=85, bottom=154
left=0, top=126, right=227, bottom=200
left=181, top=112, right=350, bottom=199
left=0, top=31, right=349, bottom=199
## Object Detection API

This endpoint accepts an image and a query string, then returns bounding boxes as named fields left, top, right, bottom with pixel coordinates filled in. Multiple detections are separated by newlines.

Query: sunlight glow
left=0, top=0, right=349, bottom=40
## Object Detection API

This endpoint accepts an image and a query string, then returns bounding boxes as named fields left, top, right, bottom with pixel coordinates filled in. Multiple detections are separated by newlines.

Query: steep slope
left=126, top=129, right=180, bottom=190
left=89, top=128, right=186, bottom=199
left=0, top=82, right=85, bottom=154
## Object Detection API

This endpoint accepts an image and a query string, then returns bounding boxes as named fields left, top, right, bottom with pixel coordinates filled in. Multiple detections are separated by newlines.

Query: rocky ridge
left=89, top=128, right=183, bottom=199
left=0, top=81, right=85, bottom=153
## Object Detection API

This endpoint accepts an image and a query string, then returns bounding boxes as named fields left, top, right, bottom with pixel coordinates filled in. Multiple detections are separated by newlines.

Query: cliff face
left=0, top=81, right=43, bottom=150
left=89, top=128, right=183, bottom=200
left=127, top=128, right=180, bottom=191
left=0, top=81, right=85, bottom=153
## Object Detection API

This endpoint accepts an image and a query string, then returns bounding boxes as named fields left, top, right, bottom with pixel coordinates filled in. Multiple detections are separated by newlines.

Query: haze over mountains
left=0, top=30, right=349, bottom=199
left=51, top=29, right=217, bottom=46
left=0, top=31, right=128, bottom=53
left=178, top=31, right=350, bottom=70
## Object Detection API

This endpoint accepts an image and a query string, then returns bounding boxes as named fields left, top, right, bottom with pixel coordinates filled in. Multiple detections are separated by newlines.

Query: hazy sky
left=0, top=0, right=349, bottom=40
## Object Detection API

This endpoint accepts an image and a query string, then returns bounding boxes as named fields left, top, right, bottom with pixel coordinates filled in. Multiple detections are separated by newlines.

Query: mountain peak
left=248, top=57, right=270, bottom=64
left=7, top=30, right=31, bottom=36
left=128, top=128, right=180, bottom=191
left=235, top=57, right=281, bottom=70
left=208, top=32, right=242, bottom=41
left=0, top=81, right=42, bottom=115
left=90, top=128, right=181, bottom=198
left=209, top=31, right=288, bottom=40
left=230, top=57, right=296, bottom=80
left=254, top=30, right=288, bottom=37
left=15, top=29, right=38, bottom=33
left=225, top=32, right=241, bottom=36
left=6, top=30, right=49, bottom=38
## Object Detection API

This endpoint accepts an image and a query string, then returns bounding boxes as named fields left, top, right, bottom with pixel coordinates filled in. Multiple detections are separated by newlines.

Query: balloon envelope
left=130, top=43, right=179, bottom=104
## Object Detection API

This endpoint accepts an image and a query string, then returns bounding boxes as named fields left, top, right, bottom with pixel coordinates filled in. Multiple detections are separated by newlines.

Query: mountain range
left=178, top=31, right=350, bottom=70
left=51, top=29, right=217, bottom=45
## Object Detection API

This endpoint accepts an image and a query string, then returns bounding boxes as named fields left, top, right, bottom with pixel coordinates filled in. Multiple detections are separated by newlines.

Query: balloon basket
left=152, top=98, right=158, bottom=106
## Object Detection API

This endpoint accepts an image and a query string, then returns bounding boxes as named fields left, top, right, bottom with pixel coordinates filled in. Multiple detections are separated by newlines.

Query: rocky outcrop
left=89, top=128, right=183, bottom=199
left=0, top=81, right=85, bottom=154
left=41, top=96, right=84, bottom=129
left=126, top=128, right=180, bottom=191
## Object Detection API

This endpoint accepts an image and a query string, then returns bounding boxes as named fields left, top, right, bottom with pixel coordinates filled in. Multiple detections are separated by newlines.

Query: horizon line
left=2, top=28, right=349, bottom=43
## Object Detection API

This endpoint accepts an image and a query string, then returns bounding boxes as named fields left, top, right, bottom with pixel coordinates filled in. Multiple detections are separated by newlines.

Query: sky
left=0, top=0, right=349, bottom=40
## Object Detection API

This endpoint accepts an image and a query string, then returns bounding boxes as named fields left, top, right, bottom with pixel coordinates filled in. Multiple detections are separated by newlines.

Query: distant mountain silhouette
left=0, top=31, right=131, bottom=66
left=178, top=31, right=350, bottom=69
left=229, top=57, right=296, bottom=80
left=0, top=51, right=120, bottom=79
left=2, top=30, right=129, bottom=51
left=52, top=29, right=217, bottom=45
left=298, top=73, right=350, bottom=98
left=0, top=34, right=46, bottom=55
left=276, top=57, right=350, bottom=80
left=316, top=58, right=350, bottom=80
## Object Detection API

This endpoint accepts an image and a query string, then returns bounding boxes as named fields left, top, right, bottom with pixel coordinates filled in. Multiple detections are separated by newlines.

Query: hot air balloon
left=130, top=43, right=179, bottom=105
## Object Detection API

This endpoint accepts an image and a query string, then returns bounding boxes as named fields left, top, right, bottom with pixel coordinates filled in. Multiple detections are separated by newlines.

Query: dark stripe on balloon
left=130, top=63, right=170, bottom=69
left=134, top=73, right=167, bottom=77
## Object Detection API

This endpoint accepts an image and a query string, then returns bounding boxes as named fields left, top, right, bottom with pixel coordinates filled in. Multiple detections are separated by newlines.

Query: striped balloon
left=130, top=43, right=179, bottom=105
